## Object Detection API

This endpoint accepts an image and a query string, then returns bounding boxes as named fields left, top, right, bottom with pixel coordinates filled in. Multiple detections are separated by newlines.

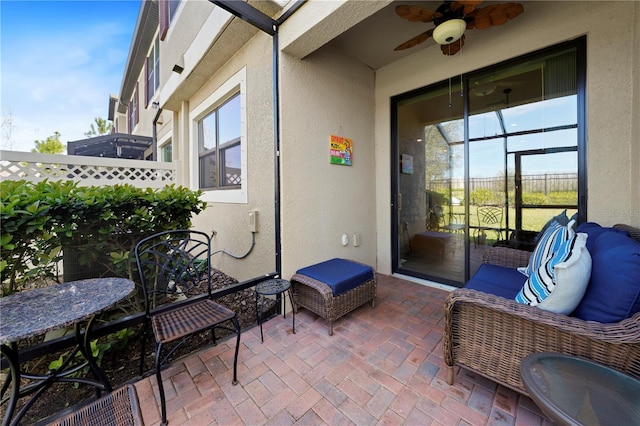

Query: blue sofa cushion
left=572, top=231, right=640, bottom=323
left=296, top=258, right=374, bottom=297
left=465, top=264, right=527, bottom=299
left=576, top=222, right=629, bottom=252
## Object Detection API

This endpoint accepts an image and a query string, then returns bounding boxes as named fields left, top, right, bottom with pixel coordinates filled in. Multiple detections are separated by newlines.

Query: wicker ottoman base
left=291, top=270, right=376, bottom=336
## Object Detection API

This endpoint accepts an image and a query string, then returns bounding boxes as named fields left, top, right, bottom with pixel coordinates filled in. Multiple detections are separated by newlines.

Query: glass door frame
left=390, top=37, right=587, bottom=286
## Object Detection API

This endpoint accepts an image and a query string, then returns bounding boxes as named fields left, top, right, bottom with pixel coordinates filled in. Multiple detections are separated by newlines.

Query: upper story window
left=159, top=0, right=182, bottom=40
left=128, top=84, right=138, bottom=133
left=198, top=93, right=241, bottom=190
left=169, top=0, right=180, bottom=20
left=161, top=141, right=172, bottom=162
left=146, top=37, right=160, bottom=105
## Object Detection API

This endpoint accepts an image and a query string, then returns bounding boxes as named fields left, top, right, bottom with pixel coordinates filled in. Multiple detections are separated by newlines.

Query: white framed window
left=128, top=83, right=138, bottom=133
left=190, top=68, right=247, bottom=204
left=160, top=139, right=172, bottom=162
left=146, top=37, right=160, bottom=105
left=159, top=0, right=183, bottom=40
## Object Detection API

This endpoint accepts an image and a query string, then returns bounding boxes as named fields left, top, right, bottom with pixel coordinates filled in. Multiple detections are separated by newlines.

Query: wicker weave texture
left=48, top=385, right=143, bottom=426
left=152, top=299, right=236, bottom=344
left=444, top=223, right=640, bottom=395
left=291, top=273, right=376, bottom=336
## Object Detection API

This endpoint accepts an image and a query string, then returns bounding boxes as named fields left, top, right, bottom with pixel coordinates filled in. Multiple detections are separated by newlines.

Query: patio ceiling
left=327, top=0, right=536, bottom=70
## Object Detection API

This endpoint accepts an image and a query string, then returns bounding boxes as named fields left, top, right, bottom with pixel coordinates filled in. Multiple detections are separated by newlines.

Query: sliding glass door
left=392, top=38, right=586, bottom=287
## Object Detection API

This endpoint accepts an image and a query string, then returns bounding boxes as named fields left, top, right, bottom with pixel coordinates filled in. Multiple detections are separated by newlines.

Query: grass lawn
left=443, top=205, right=577, bottom=233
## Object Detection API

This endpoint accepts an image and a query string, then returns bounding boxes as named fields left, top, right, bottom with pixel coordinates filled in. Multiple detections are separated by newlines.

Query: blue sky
left=1, top=0, right=140, bottom=152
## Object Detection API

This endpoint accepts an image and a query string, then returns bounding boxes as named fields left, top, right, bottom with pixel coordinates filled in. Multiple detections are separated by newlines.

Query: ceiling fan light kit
left=394, top=1, right=524, bottom=55
left=433, top=18, right=466, bottom=45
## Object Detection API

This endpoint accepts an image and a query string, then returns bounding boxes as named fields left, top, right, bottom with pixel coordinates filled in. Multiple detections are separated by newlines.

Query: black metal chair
left=474, top=205, right=504, bottom=246
left=135, top=230, right=240, bottom=425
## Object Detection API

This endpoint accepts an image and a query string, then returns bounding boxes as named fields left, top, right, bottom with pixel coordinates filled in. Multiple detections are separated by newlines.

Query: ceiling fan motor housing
left=432, top=1, right=468, bottom=45
left=433, top=19, right=467, bottom=44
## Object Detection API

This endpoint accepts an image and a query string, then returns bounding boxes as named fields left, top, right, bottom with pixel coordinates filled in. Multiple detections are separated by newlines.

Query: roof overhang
left=117, top=0, right=159, bottom=114
left=160, top=0, right=285, bottom=111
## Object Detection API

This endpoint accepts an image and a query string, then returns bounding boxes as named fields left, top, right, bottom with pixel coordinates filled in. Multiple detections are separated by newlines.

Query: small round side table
left=255, top=278, right=296, bottom=342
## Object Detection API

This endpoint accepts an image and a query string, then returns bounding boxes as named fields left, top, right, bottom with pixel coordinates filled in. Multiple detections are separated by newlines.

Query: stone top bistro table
left=520, top=352, right=640, bottom=426
left=0, top=277, right=135, bottom=426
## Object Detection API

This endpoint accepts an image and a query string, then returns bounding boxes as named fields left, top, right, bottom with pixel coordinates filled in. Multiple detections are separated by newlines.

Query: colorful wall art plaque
left=330, top=135, right=353, bottom=166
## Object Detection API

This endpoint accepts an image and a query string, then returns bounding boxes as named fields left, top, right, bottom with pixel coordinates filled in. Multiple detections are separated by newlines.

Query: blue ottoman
left=291, top=258, right=376, bottom=335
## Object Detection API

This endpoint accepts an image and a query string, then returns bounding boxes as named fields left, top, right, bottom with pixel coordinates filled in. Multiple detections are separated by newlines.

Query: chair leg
left=231, top=316, right=241, bottom=386
left=139, top=324, right=149, bottom=376
left=155, top=342, right=168, bottom=426
left=447, top=366, right=455, bottom=385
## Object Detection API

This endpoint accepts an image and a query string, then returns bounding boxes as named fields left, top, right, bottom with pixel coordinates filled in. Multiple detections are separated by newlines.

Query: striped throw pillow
left=523, top=220, right=575, bottom=277
left=516, top=227, right=581, bottom=306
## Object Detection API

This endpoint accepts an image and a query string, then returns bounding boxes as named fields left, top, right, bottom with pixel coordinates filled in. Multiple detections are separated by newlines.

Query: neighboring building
left=112, top=0, right=639, bottom=288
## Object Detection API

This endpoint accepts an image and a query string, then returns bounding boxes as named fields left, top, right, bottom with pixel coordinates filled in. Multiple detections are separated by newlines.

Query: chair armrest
left=482, top=246, right=531, bottom=268
left=443, top=288, right=640, bottom=392
left=445, top=288, right=640, bottom=343
left=291, top=273, right=334, bottom=305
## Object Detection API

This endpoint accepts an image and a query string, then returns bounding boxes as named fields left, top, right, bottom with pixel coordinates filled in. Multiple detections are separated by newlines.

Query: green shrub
left=470, top=189, right=501, bottom=205
left=522, top=192, right=548, bottom=205
left=1, top=180, right=206, bottom=299
left=0, top=180, right=61, bottom=295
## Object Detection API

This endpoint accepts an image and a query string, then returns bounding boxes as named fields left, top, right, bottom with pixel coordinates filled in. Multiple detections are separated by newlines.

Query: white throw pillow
left=516, top=232, right=591, bottom=314
left=537, top=232, right=591, bottom=314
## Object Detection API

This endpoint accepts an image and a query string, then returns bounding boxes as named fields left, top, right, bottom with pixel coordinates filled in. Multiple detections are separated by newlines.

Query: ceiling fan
left=394, top=1, right=524, bottom=55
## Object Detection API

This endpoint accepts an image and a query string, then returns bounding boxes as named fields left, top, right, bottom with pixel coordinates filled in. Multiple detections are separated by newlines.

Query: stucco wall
left=279, top=47, right=376, bottom=279
left=632, top=2, right=640, bottom=226
left=373, top=1, right=639, bottom=274
left=181, top=30, right=277, bottom=282
left=154, top=0, right=637, bottom=283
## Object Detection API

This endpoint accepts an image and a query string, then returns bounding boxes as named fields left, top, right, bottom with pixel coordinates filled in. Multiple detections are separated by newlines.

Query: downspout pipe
left=209, top=0, right=307, bottom=277
left=272, top=1, right=306, bottom=276
left=272, top=33, right=282, bottom=275
left=152, top=107, right=163, bottom=161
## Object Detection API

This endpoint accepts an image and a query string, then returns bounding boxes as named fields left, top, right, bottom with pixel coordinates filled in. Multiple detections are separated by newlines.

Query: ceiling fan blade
left=468, top=2, right=524, bottom=30
left=395, top=5, right=441, bottom=23
left=441, top=35, right=465, bottom=55
left=394, top=29, right=435, bottom=51
left=451, top=1, right=483, bottom=15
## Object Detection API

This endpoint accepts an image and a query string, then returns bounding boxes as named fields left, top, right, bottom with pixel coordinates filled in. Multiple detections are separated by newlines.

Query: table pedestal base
left=1, top=317, right=112, bottom=426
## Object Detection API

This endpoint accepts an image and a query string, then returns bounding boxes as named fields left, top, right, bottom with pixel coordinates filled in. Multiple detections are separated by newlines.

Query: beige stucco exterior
left=117, top=0, right=639, bottom=283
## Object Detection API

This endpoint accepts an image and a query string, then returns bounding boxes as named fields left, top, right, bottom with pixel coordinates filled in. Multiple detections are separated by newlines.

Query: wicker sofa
left=444, top=223, right=640, bottom=395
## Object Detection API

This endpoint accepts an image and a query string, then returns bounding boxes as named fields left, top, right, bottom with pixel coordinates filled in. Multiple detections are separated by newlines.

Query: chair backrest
left=477, top=206, right=503, bottom=227
left=135, top=229, right=212, bottom=314
left=427, top=205, right=445, bottom=230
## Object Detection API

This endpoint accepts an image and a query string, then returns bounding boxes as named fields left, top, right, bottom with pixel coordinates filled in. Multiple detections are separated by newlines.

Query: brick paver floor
left=134, top=274, right=552, bottom=425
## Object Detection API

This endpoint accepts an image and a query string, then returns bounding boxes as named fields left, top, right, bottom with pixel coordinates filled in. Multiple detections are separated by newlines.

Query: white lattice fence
left=0, top=150, right=176, bottom=189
